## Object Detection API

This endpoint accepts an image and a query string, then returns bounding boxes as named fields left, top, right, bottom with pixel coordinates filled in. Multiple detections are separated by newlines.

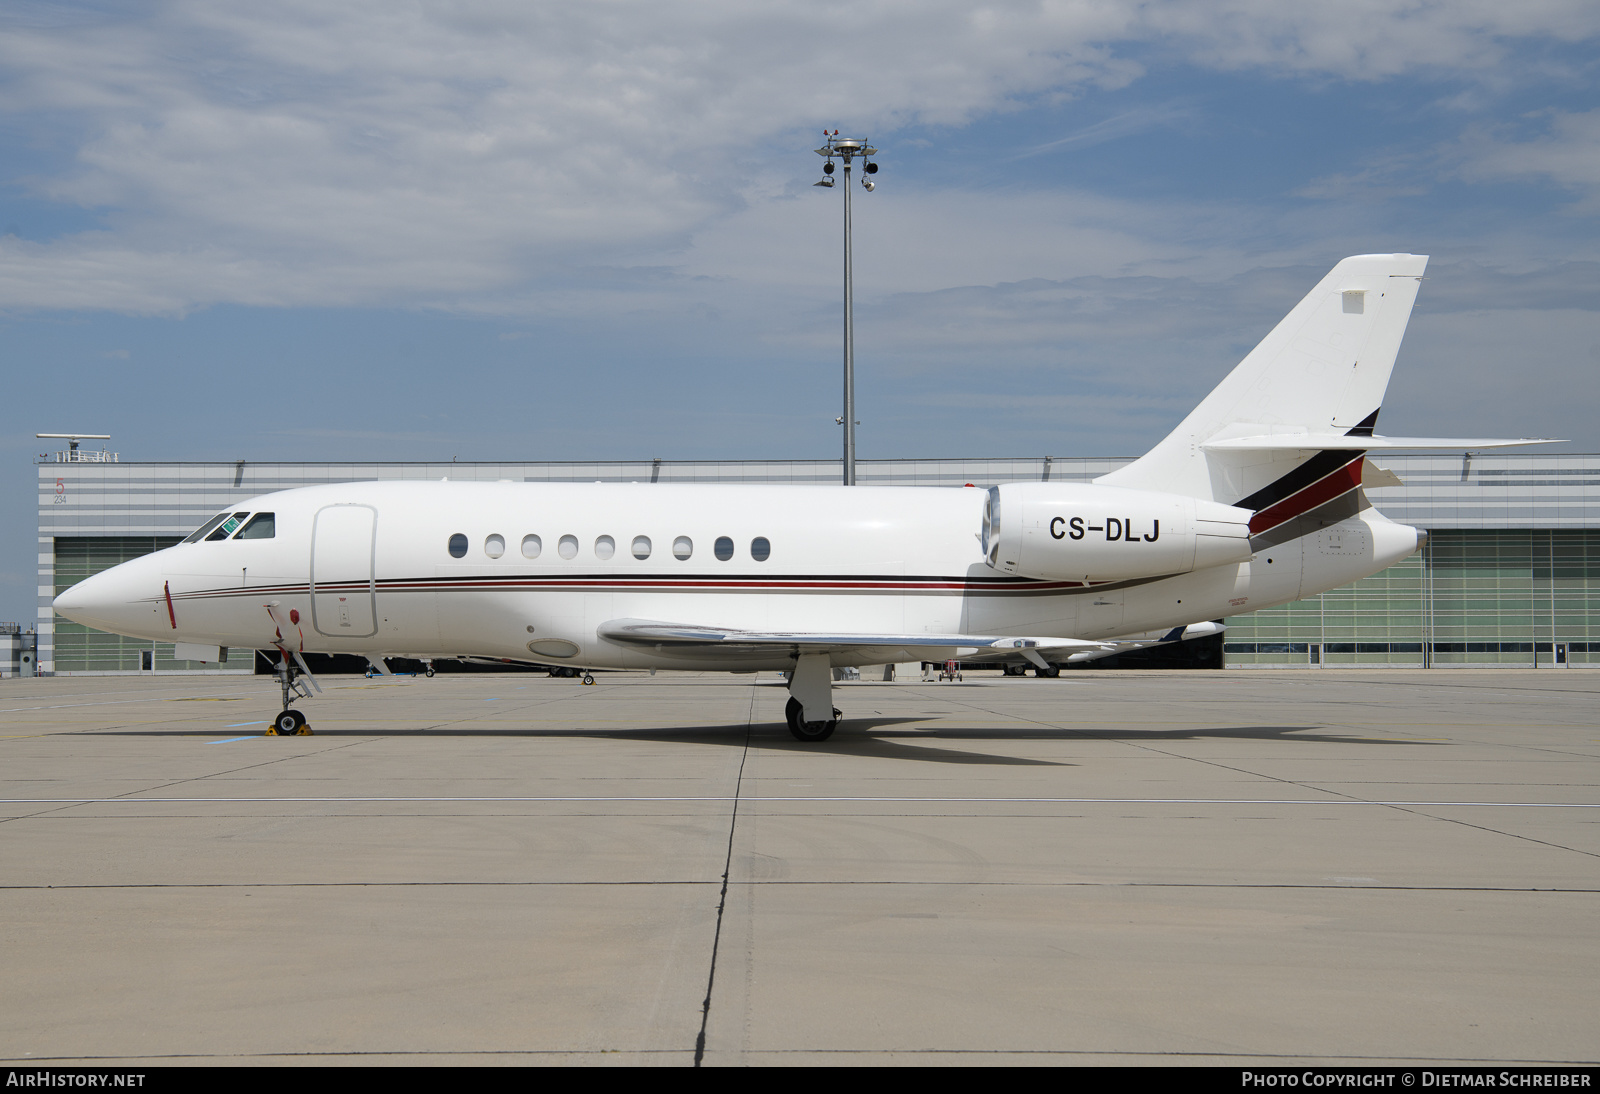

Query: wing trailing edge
left=597, top=618, right=1110, bottom=661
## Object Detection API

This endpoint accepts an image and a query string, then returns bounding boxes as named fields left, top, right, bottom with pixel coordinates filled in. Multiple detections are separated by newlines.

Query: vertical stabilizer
left=1097, top=254, right=1428, bottom=506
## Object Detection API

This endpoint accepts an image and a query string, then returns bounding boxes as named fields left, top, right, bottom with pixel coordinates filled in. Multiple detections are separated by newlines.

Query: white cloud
left=1385, top=307, right=1600, bottom=441
left=0, top=1, right=1594, bottom=314
left=1453, top=108, right=1600, bottom=208
left=1144, top=0, right=1600, bottom=78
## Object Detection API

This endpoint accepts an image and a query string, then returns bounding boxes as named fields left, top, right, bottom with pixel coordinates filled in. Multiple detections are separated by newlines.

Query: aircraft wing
left=598, top=618, right=1111, bottom=665
left=1060, top=620, right=1224, bottom=663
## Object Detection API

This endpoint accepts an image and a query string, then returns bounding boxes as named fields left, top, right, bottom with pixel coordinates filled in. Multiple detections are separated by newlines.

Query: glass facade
left=1225, top=530, right=1600, bottom=667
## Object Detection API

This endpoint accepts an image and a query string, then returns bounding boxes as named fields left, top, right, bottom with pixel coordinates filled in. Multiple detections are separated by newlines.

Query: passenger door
left=311, top=504, right=378, bottom=638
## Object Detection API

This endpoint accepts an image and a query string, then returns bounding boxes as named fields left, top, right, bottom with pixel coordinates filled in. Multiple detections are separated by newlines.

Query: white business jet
left=54, top=254, right=1550, bottom=741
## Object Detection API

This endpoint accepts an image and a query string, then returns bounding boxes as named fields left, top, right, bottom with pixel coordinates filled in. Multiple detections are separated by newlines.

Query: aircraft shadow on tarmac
left=108, top=717, right=1437, bottom=766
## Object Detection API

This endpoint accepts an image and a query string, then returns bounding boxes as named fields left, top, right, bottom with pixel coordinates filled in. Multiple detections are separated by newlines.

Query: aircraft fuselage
left=56, top=479, right=1420, bottom=671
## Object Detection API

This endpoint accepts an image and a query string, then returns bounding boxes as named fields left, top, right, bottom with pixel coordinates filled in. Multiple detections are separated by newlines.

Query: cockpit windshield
left=183, top=512, right=235, bottom=543
left=182, top=510, right=277, bottom=543
left=205, top=512, right=250, bottom=541
left=234, top=512, right=275, bottom=540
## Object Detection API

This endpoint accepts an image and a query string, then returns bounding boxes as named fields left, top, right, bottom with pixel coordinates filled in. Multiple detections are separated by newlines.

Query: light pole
left=814, top=132, right=878, bottom=486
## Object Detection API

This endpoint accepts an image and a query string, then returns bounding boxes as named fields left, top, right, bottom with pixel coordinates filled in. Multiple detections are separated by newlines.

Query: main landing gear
left=785, top=696, right=841, bottom=742
left=785, top=652, right=842, bottom=742
left=268, top=651, right=317, bottom=736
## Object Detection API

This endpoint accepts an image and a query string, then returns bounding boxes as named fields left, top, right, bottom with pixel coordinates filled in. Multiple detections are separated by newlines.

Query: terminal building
left=27, top=447, right=1600, bottom=675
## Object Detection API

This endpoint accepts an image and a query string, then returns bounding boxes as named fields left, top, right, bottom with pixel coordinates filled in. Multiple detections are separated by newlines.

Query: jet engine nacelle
left=981, top=483, right=1254, bottom=582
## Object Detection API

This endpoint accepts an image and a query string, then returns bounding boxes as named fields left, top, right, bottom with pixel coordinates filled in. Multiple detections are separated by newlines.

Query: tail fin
left=1097, top=253, right=1428, bottom=508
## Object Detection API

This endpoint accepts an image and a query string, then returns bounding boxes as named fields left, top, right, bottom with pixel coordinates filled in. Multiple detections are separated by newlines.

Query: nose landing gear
left=269, top=650, right=320, bottom=736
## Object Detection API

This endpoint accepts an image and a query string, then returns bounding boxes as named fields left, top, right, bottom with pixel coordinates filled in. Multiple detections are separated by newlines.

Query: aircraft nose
left=53, top=560, right=162, bottom=637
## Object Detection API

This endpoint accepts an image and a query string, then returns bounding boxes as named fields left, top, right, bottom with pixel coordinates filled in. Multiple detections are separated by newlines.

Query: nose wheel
left=270, top=709, right=310, bottom=736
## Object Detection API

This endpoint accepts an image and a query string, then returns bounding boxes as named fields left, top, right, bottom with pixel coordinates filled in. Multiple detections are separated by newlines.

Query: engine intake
left=982, top=482, right=1253, bottom=582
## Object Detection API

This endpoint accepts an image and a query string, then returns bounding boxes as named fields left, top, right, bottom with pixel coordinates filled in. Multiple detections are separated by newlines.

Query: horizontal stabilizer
left=1203, top=434, right=1560, bottom=452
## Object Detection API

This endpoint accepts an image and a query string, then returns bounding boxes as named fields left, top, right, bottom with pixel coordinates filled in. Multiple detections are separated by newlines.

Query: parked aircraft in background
left=54, top=254, right=1550, bottom=741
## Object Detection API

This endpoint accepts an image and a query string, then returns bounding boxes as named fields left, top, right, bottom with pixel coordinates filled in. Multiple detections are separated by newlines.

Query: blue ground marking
left=208, top=735, right=261, bottom=744
left=226, top=722, right=267, bottom=728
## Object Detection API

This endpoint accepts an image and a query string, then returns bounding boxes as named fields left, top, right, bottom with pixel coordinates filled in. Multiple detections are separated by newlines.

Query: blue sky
left=3, top=2, right=1599, bottom=622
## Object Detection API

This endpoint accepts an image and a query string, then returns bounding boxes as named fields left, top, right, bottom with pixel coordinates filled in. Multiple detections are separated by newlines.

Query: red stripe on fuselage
left=1248, top=455, right=1363, bottom=536
left=158, top=573, right=1115, bottom=603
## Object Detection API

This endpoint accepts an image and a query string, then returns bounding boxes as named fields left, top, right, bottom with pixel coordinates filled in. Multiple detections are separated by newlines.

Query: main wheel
left=1034, top=665, right=1060, bottom=678
left=785, top=696, right=840, bottom=742
left=271, top=709, right=308, bottom=736
left=1002, top=663, right=1027, bottom=677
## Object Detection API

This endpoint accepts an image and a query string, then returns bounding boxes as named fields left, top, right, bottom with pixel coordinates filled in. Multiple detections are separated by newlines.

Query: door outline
left=310, top=504, right=378, bottom=638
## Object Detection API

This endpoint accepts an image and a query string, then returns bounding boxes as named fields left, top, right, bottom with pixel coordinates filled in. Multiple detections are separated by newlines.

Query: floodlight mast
left=814, top=133, right=878, bottom=486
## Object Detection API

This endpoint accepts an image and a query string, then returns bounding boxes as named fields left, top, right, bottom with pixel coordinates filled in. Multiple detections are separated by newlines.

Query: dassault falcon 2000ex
left=55, top=253, right=1550, bottom=741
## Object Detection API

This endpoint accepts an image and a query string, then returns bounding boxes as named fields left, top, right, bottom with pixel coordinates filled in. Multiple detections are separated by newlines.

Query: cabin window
left=448, top=533, right=468, bottom=558
left=714, top=536, right=734, bottom=561
left=559, top=534, right=578, bottom=559
left=521, top=534, right=542, bottom=559
left=751, top=536, right=770, bottom=561
left=595, top=535, right=615, bottom=560
left=184, top=512, right=234, bottom=543
left=485, top=534, right=505, bottom=559
left=234, top=512, right=275, bottom=540
left=673, top=536, right=693, bottom=560
left=206, top=512, right=250, bottom=541
left=632, top=535, right=651, bottom=560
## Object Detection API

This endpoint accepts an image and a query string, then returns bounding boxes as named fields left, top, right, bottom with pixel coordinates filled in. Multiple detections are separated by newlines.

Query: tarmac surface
left=0, top=667, right=1596, bottom=1067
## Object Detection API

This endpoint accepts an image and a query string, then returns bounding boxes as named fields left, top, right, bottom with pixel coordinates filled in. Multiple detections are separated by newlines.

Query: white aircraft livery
left=53, top=254, right=1550, bottom=741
